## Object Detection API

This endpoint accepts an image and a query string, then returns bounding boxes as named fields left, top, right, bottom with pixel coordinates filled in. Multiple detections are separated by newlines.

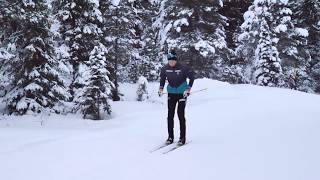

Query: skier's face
left=168, top=60, right=177, bottom=67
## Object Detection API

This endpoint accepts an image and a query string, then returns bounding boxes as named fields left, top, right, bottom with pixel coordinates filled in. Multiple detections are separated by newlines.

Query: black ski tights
left=167, top=93, right=187, bottom=140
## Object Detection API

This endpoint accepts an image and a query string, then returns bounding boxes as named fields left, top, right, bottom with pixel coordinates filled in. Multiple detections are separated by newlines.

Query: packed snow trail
left=0, top=78, right=320, bottom=180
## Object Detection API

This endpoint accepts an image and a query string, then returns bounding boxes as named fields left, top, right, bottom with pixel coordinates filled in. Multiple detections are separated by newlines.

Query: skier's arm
left=159, top=67, right=166, bottom=89
left=186, top=67, right=195, bottom=90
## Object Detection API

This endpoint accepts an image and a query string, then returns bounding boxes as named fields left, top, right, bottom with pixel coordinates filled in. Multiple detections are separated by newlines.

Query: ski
left=162, top=141, right=191, bottom=154
left=149, top=143, right=174, bottom=153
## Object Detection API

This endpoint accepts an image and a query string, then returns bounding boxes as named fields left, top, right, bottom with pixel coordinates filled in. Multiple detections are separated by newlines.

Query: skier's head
left=167, top=50, right=177, bottom=67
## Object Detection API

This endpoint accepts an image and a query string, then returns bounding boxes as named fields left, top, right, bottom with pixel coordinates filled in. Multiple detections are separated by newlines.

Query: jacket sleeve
left=159, top=67, right=166, bottom=89
left=185, top=66, right=195, bottom=90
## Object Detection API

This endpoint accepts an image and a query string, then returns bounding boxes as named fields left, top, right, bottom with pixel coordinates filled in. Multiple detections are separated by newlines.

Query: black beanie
left=167, top=51, right=177, bottom=61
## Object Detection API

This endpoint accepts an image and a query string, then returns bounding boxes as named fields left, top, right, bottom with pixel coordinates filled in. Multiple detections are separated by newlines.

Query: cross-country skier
left=158, top=50, right=195, bottom=145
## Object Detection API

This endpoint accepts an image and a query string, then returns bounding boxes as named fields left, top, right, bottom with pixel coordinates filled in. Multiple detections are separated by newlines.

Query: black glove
left=183, top=90, right=190, bottom=98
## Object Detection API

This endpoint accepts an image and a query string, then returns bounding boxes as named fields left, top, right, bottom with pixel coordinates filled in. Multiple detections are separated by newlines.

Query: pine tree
left=218, top=0, right=252, bottom=83
left=219, top=0, right=252, bottom=49
left=127, top=0, right=160, bottom=82
left=237, top=0, right=309, bottom=89
left=270, top=0, right=312, bottom=92
left=291, top=0, right=320, bottom=92
left=139, top=1, right=162, bottom=82
left=1, top=0, right=70, bottom=114
left=77, top=43, right=113, bottom=120
left=99, top=0, right=139, bottom=100
left=154, top=0, right=231, bottom=79
left=0, top=2, right=18, bottom=97
left=0, top=48, right=14, bottom=97
left=254, top=19, right=283, bottom=87
left=55, top=0, right=104, bottom=100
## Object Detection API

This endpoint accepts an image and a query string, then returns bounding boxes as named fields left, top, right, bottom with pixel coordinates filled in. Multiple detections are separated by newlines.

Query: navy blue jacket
left=159, top=62, right=195, bottom=93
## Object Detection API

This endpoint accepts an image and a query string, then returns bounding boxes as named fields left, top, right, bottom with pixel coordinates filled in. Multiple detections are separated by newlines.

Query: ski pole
left=162, top=88, right=208, bottom=95
left=189, top=88, right=208, bottom=94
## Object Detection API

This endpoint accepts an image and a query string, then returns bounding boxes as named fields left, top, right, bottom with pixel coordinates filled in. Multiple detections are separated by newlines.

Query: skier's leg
left=167, top=94, right=178, bottom=139
left=177, top=95, right=187, bottom=141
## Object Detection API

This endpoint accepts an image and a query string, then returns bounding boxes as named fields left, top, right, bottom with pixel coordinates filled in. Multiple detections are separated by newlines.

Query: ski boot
left=177, top=138, right=186, bottom=146
left=165, top=137, right=174, bottom=145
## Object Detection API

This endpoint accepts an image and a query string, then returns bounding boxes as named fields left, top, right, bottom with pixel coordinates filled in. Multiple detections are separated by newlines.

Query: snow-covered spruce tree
left=311, top=21, right=320, bottom=93
left=236, top=0, right=309, bottom=89
left=0, top=2, right=18, bottom=98
left=219, top=0, right=252, bottom=50
left=99, top=0, right=139, bottom=100
left=48, top=1, right=74, bottom=99
left=139, top=1, right=163, bottom=82
left=235, top=2, right=257, bottom=82
left=254, top=19, right=283, bottom=87
left=127, top=0, right=161, bottom=82
left=0, top=48, right=14, bottom=97
left=290, top=0, right=320, bottom=93
left=136, top=76, right=149, bottom=101
left=218, top=0, right=252, bottom=83
left=270, top=0, right=312, bottom=92
left=78, top=43, right=113, bottom=120
left=1, top=0, right=70, bottom=114
left=154, top=0, right=232, bottom=79
left=55, top=0, right=104, bottom=100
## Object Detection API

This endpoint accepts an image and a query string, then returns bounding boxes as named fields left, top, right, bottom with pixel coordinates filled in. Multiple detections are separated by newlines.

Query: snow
left=45, top=0, right=53, bottom=9
left=16, top=98, right=28, bottom=111
left=173, top=18, right=189, bottom=32
left=295, top=28, right=309, bottom=37
left=178, top=9, right=193, bottom=17
left=61, top=10, right=70, bottom=21
left=194, top=40, right=216, bottom=57
left=89, top=0, right=99, bottom=6
left=242, top=11, right=254, bottom=25
left=136, top=76, right=149, bottom=101
left=237, top=31, right=249, bottom=41
left=137, top=76, right=148, bottom=86
left=159, top=22, right=172, bottom=46
left=52, top=85, right=70, bottom=98
left=111, top=0, right=121, bottom=6
left=93, top=9, right=103, bottom=23
left=24, top=83, right=43, bottom=91
left=0, top=48, right=14, bottom=60
left=280, top=0, right=289, bottom=4
left=275, top=24, right=288, bottom=33
left=22, top=0, right=35, bottom=8
left=219, top=0, right=223, bottom=7
left=70, top=2, right=76, bottom=9
left=29, top=69, right=40, bottom=78
left=204, top=7, right=212, bottom=12
left=50, top=18, right=61, bottom=36
left=1, top=78, right=320, bottom=180
left=25, top=44, right=37, bottom=52
left=280, top=7, right=292, bottom=15
left=173, top=18, right=189, bottom=27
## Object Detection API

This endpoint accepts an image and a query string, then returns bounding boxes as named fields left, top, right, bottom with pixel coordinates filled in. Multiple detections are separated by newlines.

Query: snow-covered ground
left=0, top=78, right=320, bottom=180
